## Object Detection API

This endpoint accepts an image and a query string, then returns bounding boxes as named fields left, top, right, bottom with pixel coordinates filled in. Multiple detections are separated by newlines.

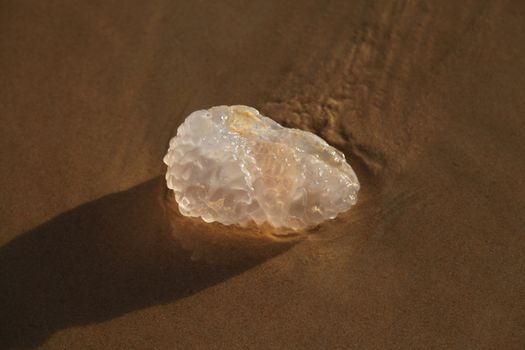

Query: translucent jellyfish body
left=164, top=105, right=359, bottom=231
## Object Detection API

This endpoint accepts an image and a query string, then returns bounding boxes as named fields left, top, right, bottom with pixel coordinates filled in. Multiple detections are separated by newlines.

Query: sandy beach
left=1, top=0, right=524, bottom=349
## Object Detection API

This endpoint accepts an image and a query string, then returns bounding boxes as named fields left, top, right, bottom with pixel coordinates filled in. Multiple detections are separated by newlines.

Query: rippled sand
left=1, top=1, right=524, bottom=349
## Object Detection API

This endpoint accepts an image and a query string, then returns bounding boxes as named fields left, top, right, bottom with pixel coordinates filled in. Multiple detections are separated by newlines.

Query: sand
left=1, top=0, right=524, bottom=349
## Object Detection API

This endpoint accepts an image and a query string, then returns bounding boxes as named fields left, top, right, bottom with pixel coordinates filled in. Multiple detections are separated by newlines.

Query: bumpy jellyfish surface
left=163, top=105, right=360, bottom=232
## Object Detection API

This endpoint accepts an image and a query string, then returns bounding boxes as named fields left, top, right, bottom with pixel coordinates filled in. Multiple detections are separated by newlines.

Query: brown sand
left=1, top=1, right=524, bottom=349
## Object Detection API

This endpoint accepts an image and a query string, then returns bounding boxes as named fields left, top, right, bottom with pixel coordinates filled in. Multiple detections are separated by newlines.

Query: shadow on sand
left=0, top=177, right=292, bottom=349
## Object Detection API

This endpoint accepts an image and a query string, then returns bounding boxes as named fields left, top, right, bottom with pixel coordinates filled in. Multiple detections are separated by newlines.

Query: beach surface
left=1, top=1, right=524, bottom=349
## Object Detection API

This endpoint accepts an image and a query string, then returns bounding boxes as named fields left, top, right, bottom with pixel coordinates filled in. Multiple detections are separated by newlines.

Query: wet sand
left=1, top=1, right=524, bottom=349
